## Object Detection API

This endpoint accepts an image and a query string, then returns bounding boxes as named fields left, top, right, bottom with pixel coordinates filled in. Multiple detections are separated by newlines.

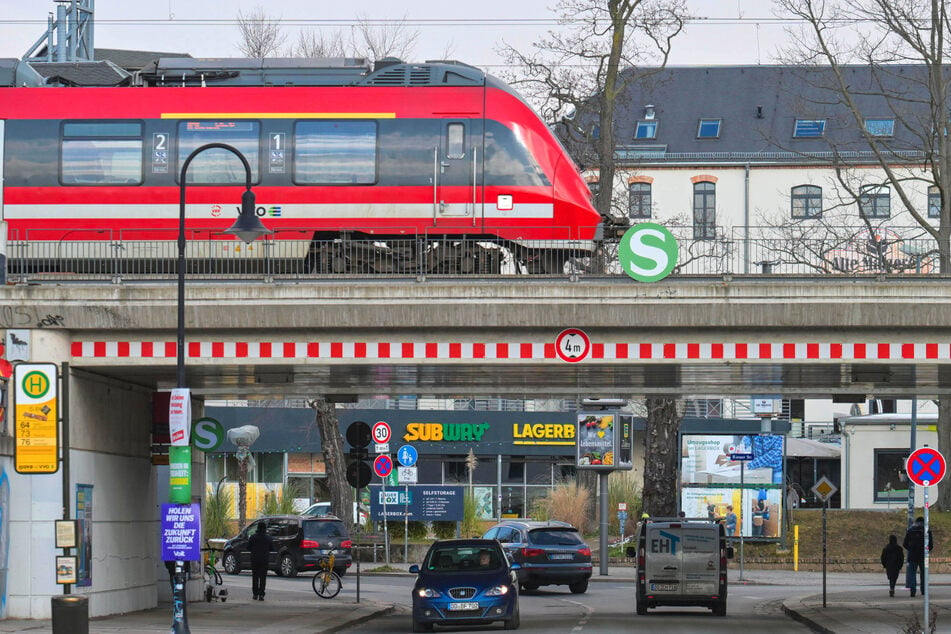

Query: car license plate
left=650, top=583, right=677, bottom=592
left=550, top=553, right=573, bottom=560
left=448, top=602, right=479, bottom=611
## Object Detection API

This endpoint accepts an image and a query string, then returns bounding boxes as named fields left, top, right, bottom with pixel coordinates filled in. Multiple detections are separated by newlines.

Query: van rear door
left=680, top=525, right=720, bottom=596
left=644, top=524, right=683, bottom=595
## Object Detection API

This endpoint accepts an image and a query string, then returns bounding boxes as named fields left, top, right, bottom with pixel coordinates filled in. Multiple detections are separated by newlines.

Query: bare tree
left=777, top=0, right=951, bottom=508
left=499, top=0, right=687, bottom=224
left=500, top=0, right=688, bottom=515
left=348, top=14, right=420, bottom=62
left=236, top=6, right=287, bottom=57
left=288, top=30, right=348, bottom=58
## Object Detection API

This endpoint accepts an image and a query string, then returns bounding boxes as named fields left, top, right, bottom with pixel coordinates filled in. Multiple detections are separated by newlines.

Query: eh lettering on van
left=403, top=423, right=489, bottom=442
left=512, top=423, right=576, bottom=445
left=651, top=530, right=681, bottom=555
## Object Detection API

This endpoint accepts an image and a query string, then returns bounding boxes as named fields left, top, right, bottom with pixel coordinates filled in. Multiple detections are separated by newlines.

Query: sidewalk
left=0, top=567, right=949, bottom=633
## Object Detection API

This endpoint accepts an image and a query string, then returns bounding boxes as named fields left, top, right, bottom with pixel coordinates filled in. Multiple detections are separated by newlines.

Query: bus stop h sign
left=906, top=447, right=947, bottom=487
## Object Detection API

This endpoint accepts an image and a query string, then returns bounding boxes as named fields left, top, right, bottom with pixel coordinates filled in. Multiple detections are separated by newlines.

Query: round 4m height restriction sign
left=555, top=328, right=591, bottom=363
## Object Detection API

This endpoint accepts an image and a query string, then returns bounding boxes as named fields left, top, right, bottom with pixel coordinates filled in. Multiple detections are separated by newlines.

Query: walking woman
left=880, top=534, right=904, bottom=597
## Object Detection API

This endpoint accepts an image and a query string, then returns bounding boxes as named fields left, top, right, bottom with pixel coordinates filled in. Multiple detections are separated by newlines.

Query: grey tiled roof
left=29, top=60, right=131, bottom=86
left=94, top=48, right=191, bottom=72
left=572, top=65, right=930, bottom=163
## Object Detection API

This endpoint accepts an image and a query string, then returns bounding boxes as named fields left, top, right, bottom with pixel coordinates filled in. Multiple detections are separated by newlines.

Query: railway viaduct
left=0, top=274, right=949, bottom=618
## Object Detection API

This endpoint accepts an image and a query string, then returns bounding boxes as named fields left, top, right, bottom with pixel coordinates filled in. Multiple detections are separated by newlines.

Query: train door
left=434, top=120, right=480, bottom=221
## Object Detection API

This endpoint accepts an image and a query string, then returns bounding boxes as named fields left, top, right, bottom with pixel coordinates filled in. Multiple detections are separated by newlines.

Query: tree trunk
left=238, top=459, right=248, bottom=529
left=310, top=398, right=353, bottom=527
left=938, top=399, right=951, bottom=510
left=642, top=397, right=682, bottom=517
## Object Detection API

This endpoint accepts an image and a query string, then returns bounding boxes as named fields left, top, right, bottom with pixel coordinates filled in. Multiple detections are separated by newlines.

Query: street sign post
left=906, top=446, right=945, bottom=632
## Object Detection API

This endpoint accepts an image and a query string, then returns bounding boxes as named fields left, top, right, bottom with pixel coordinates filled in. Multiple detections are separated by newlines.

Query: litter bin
left=51, top=594, right=88, bottom=634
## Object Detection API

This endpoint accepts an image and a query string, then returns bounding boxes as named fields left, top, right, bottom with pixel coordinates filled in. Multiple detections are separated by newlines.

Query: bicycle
left=201, top=544, right=228, bottom=602
left=311, top=547, right=342, bottom=599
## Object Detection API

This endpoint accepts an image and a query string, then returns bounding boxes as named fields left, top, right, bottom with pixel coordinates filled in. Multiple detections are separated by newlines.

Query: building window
left=693, top=181, right=716, bottom=239
left=635, top=121, right=658, bottom=139
left=628, top=182, right=652, bottom=219
left=697, top=118, right=721, bottom=139
left=859, top=185, right=891, bottom=218
left=929, top=185, right=941, bottom=218
left=865, top=118, right=895, bottom=137
left=874, top=449, right=909, bottom=503
left=793, top=119, right=826, bottom=138
left=587, top=179, right=600, bottom=200
left=791, top=185, right=822, bottom=218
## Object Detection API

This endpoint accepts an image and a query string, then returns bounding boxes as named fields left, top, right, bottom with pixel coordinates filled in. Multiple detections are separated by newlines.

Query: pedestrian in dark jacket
left=880, top=534, right=904, bottom=596
left=248, top=522, right=274, bottom=601
left=903, top=517, right=933, bottom=597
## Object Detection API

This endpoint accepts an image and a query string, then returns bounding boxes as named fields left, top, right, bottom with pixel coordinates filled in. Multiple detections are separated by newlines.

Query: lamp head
left=225, top=189, right=271, bottom=244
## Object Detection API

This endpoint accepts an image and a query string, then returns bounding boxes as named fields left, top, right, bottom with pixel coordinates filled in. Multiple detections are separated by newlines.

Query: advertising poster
left=576, top=414, right=615, bottom=468
left=680, top=434, right=785, bottom=540
left=75, top=483, right=93, bottom=587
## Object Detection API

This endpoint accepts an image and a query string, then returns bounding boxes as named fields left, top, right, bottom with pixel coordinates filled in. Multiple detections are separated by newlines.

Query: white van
left=625, top=518, right=733, bottom=616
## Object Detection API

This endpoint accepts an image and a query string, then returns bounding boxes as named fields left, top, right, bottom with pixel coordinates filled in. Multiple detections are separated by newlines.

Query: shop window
left=526, top=462, right=553, bottom=485
left=501, top=486, right=525, bottom=518
left=874, top=449, right=909, bottom=503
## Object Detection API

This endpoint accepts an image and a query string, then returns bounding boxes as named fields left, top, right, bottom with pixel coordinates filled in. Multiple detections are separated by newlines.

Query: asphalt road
left=248, top=573, right=813, bottom=633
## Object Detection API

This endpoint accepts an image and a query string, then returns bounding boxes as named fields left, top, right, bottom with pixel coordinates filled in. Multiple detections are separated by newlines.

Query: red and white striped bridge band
left=71, top=340, right=951, bottom=362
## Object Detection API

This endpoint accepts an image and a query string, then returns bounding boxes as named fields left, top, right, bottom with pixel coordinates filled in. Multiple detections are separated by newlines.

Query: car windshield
left=529, top=528, right=584, bottom=546
left=426, top=546, right=500, bottom=572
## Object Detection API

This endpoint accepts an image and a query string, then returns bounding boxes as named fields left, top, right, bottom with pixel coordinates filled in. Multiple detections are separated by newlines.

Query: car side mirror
left=626, top=546, right=637, bottom=558
left=409, top=564, right=420, bottom=574
left=726, top=547, right=735, bottom=559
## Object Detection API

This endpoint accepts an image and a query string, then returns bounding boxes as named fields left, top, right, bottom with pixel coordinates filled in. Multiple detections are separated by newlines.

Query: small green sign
left=618, top=223, right=678, bottom=282
left=384, top=471, right=398, bottom=487
left=168, top=446, right=192, bottom=504
left=191, top=417, right=225, bottom=452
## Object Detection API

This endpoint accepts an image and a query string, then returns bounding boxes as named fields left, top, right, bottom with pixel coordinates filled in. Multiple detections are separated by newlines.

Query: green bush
left=385, top=520, right=429, bottom=540
left=203, top=483, right=234, bottom=542
left=259, top=482, right=302, bottom=517
left=460, top=492, right=481, bottom=537
left=432, top=521, right=457, bottom=539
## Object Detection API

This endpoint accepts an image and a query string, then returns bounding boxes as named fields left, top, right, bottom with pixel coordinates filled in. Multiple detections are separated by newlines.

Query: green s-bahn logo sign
left=618, top=223, right=678, bottom=282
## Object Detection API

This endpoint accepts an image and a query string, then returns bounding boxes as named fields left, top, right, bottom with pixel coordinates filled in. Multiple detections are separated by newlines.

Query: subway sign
left=403, top=423, right=490, bottom=442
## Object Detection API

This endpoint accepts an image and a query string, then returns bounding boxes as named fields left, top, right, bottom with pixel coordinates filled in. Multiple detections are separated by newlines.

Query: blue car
left=410, top=538, right=520, bottom=632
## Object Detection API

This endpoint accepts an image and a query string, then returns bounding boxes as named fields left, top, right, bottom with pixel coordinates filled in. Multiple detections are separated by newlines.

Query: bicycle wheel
left=312, top=570, right=341, bottom=598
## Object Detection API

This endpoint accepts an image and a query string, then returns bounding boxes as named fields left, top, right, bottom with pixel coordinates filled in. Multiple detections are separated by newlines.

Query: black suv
left=222, top=514, right=352, bottom=578
left=483, top=520, right=592, bottom=593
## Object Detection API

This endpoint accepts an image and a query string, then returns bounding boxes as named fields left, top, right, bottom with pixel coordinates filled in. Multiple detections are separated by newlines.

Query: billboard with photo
left=680, top=434, right=785, bottom=539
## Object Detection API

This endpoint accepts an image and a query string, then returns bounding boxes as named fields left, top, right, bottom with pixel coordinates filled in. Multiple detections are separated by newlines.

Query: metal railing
left=4, top=224, right=944, bottom=283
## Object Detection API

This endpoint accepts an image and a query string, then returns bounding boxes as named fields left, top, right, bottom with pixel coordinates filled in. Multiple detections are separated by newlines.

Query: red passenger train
left=0, top=58, right=600, bottom=274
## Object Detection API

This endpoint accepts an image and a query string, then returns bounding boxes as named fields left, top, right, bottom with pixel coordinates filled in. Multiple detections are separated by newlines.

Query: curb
left=326, top=604, right=396, bottom=633
left=781, top=597, right=833, bottom=634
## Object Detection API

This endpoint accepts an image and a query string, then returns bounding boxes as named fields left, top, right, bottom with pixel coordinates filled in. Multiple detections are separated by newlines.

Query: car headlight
left=417, top=587, right=442, bottom=598
left=485, top=585, right=510, bottom=597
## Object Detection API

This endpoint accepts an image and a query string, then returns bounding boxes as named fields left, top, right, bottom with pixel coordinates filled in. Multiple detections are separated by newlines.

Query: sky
left=0, top=0, right=794, bottom=69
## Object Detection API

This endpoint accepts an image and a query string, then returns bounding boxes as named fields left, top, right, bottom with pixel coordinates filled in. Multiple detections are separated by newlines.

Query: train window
left=177, top=121, right=260, bottom=184
left=294, top=121, right=377, bottom=184
left=446, top=123, right=465, bottom=159
left=483, top=120, right=549, bottom=187
left=61, top=121, right=143, bottom=185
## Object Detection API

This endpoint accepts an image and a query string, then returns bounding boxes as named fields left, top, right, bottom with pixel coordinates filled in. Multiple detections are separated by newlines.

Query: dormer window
left=635, top=121, right=658, bottom=139
left=793, top=119, right=826, bottom=138
left=697, top=118, right=721, bottom=139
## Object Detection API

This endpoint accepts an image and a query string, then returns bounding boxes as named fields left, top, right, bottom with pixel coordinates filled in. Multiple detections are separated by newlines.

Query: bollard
left=51, top=595, right=88, bottom=634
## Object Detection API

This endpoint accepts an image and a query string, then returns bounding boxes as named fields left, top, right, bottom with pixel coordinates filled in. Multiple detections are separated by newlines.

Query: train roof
left=137, top=57, right=489, bottom=88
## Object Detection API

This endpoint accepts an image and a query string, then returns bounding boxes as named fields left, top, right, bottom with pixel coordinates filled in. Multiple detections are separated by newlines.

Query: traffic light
left=345, top=421, right=372, bottom=489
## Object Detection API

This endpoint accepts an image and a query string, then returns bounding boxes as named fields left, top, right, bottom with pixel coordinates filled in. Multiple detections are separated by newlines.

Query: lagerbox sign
left=168, top=446, right=192, bottom=504
left=576, top=413, right=617, bottom=469
left=161, top=503, right=201, bottom=561
left=369, top=485, right=464, bottom=521
left=168, top=388, right=192, bottom=446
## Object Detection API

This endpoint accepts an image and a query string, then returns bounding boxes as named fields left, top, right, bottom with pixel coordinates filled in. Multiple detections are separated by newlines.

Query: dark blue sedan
left=410, top=538, right=520, bottom=632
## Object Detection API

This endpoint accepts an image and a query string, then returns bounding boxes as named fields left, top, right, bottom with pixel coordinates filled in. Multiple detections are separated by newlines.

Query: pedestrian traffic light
left=345, top=421, right=372, bottom=488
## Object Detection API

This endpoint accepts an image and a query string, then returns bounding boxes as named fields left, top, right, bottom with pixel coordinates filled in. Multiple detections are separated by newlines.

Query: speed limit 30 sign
left=372, top=421, right=392, bottom=444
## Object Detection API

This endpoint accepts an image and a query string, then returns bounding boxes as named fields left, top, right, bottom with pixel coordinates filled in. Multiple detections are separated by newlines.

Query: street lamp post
left=171, top=143, right=270, bottom=634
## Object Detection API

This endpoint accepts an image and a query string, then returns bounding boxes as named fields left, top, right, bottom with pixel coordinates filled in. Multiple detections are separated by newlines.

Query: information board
left=14, top=363, right=59, bottom=474
left=369, top=485, right=464, bottom=521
